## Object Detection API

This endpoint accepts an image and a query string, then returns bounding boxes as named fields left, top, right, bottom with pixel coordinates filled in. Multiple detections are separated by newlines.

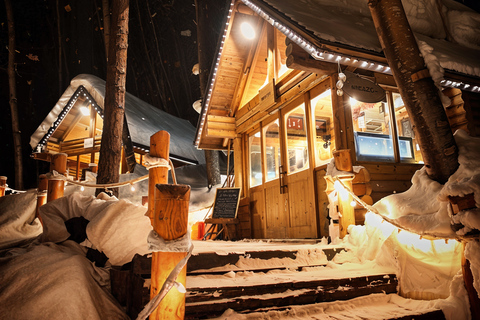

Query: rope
left=332, top=176, right=477, bottom=242
left=43, top=154, right=177, bottom=190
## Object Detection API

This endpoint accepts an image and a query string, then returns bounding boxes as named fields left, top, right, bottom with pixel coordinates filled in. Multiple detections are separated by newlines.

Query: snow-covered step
left=188, top=239, right=345, bottom=275
left=188, top=247, right=343, bottom=274
left=185, top=272, right=398, bottom=318
left=200, top=293, right=446, bottom=320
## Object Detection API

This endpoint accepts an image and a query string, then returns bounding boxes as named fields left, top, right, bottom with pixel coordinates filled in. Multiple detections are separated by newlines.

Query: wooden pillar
left=47, top=153, right=67, bottom=202
left=0, top=176, right=7, bottom=197
left=47, top=178, right=64, bottom=202
left=333, top=149, right=355, bottom=238
left=89, top=163, right=98, bottom=173
left=462, top=242, right=480, bottom=320
left=36, top=174, right=48, bottom=221
left=150, top=184, right=190, bottom=320
left=50, top=153, right=68, bottom=175
left=75, top=155, right=81, bottom=181
left=448, top=194, right=480, bottom=320
left=147, top=131, right=170, bottom=222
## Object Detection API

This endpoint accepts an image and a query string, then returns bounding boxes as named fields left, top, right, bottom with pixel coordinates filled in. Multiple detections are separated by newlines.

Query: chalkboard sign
left=212, top=188, right=241, bottom=219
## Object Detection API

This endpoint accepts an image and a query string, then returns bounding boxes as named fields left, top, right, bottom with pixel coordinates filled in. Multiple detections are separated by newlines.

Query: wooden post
left=147, top=131, right=170, bottom=222
left=150, top=184, right=190, bottom=320
left=333, top=149, right=355, bottom=238
left=47, top=178, right=64, bottom=202
left=337, top=176, right=355, bottom=238
left=0, top=176, right=7, bottom=197
left=333, top=149, right=353, bottom=172
left=50, top=153, right=68, bottom=175
left=448, top=194, right=480, bottom=320
left=36, top=174, right=48, bottom=222
left=47, top=153, right=67, bottom=202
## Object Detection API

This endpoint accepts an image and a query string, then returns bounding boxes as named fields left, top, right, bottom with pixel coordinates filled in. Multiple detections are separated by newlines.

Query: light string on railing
left=331, top=176, right=473, bottom=242
left=44, top=154, right=177, bottom=193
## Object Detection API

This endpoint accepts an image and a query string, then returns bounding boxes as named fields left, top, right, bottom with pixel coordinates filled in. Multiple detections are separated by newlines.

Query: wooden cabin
left=30, top=74, right=205, bottom=179
left=195, top=0, right=480, bottom=239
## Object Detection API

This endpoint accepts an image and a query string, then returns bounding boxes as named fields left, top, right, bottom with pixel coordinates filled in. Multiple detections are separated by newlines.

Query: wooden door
left=263, top=119, right=288, bottom=238
left=280, top=99, right=317, bottom=239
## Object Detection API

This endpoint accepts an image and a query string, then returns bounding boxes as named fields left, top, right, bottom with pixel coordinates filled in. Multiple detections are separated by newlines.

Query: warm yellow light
left=350, top=200, right=356, bottom=207
left=80, top=106, right=90, bottom=116
left=240, top=22, right=255, bottom=40
left=349, top=97, right=358, bottom=106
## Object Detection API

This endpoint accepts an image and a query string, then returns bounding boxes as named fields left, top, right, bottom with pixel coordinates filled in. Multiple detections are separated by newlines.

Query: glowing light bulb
left=240, top=22, right=255, bottom=40
left=350, top=200, right=356, bottom=207
left=80, top=186, right=85, bottom=192
left=130, top=184, right=135, bottom=192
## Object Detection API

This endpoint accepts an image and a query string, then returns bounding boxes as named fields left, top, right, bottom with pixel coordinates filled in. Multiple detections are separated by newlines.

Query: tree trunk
left=96, top=0, right=129, bottom=197
left=368, top=0, right=458, bottom=184
left=5, top=0, right=24, bottom=190
left=102, top=0, right=110, bottom=60
left=195, top=0, right=221, bottom=187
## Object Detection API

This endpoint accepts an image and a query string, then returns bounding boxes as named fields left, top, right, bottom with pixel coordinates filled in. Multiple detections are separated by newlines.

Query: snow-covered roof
left=30, top=74, right=205, bottom=165
left=250, top=0, right=480, bottom=79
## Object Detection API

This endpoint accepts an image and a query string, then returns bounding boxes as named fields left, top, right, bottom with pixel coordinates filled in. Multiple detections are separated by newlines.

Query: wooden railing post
left=47, top=153, right=67, bottom=202
left=333, top=149, right=355, bottom=238
left=147, top=131, right=170, bottom=222
left=36, top=174, right=48, bottom=222
left=0, top=176, right=7, bottom=197
left=150, top=184, right=190, bottom=320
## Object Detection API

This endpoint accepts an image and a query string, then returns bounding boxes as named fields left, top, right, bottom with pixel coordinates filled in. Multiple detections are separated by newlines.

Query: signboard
left=212, top=187, right=241, bottom=219
left=84, top=138, right=94, bottom=148
left=343, top=71, right=386, bottom=103
left=258, top=80, right=276, bottom=111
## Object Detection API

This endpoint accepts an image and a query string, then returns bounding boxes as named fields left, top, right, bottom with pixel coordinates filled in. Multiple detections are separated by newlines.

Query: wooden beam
left=206, top=128, right=237, bottom=139
left=286, top=42, right=337, bottom=75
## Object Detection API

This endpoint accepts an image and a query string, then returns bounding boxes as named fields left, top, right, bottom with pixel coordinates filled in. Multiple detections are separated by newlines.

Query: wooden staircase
left=113, top=240, right=446, bottom=320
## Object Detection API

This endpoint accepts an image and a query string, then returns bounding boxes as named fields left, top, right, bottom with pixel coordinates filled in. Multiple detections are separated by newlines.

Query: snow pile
left=374, top=130, right=480, bottom=238
left=40, top=192, right=152, bottom=266
left=0, top=190, right=42, bottom=249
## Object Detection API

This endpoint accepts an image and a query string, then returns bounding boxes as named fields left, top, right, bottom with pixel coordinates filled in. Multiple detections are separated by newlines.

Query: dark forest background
left=0, top=0, right=229, bottom=190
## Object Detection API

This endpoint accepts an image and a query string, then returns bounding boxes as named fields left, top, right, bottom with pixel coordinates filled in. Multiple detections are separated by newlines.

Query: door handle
left=279, top=165, right=287, bottom=194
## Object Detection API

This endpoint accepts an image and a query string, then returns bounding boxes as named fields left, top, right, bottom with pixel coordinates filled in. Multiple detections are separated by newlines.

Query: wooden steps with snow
left=187, top=246, right=343, bottom=275
left=185, top=273, right=398, bottom=319
left=187, top=293, right=446, bottom=320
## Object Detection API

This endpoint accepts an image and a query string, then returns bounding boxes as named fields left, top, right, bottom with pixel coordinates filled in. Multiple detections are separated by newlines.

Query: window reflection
left=249, top=132, right=262, bottom=187
left=264, top=120, right=281, bottom=181
left=285, top=104, right=309, bottom=173
left=392, top=93, right=423, bottom=163
left=310, top=89, right=335, bottom=166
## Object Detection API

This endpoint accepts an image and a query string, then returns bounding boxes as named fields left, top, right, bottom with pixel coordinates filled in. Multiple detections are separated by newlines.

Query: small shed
left=30, top=74, right=205, bottom=179
left=195, top=0, right=480, bottom=239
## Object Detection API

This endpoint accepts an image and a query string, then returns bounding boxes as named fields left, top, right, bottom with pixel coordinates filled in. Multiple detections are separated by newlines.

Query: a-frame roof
left=31, top=74, right=205, bottom=165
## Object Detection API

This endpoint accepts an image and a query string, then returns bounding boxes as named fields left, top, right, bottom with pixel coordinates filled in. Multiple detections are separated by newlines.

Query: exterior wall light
left=241, top=22, right=255, bottom=40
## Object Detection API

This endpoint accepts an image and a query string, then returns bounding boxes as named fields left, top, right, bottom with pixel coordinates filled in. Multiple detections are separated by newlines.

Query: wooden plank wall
left=461, top=90, right=480, bottom=137
left=360, top=163, right=423, bottom=204
left=237, top=197, right=252, bottom=239
left=443, top=87, right=469, bottom=134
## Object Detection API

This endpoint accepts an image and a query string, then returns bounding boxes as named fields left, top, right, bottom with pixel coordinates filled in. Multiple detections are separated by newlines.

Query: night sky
left=0, top=0, right=228, bottom=190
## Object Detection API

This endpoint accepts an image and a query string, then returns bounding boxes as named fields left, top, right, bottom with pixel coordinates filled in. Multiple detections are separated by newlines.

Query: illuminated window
left=351, top=92, right=422, bottom=163
left=285, top=104, right=309, bottom=173
left=310, top=89, right=335, bottom=166
left=249, top=131, right=262, bottom=187
left=264, top=120, right=281, bottom=181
